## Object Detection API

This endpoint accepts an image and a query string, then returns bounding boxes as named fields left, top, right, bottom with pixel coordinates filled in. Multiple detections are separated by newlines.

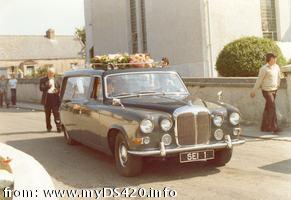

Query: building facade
left=0, top=29, right=85, bottom=78
left=85, top=0, right=291, bottom=77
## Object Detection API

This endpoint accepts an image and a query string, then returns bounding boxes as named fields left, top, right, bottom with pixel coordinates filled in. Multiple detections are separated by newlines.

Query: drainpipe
left=205, top=0, right=214, bottom=77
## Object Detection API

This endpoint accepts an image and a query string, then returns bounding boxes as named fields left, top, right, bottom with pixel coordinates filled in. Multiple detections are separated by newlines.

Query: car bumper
left=128, top=136, right=246, bottom=157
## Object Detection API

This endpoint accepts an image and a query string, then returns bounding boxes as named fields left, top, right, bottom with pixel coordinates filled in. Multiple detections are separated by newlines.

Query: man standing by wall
left=39, top=68, right=62, bottom=132
left=250, top=53, right=282, bottom=134
left=0, top=75, right=9, bottom=108
left=8, top=74, right=17, bottom=106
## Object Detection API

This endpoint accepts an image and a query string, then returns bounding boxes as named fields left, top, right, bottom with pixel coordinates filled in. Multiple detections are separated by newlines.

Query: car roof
left=102, top=67, right=176, bottom=76
left=63, top=68, right=104, bottom=77
left=63, top=67, right=177, bottom=78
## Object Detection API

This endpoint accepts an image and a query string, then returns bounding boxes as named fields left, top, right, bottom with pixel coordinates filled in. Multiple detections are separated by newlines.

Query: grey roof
left=63, top=67, right=177, bottom=77
left=0, top=35, right=84, bottom=61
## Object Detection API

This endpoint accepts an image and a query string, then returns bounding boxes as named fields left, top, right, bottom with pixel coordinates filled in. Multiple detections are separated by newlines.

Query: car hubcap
left=119, top=143, right=128, bottom=167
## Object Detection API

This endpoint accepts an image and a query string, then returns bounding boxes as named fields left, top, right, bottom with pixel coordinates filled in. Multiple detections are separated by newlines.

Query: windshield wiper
left=113, top=93, right=138, bottom=98
left=113, top=91, right=162, bottom=98
left=138, top=91, right=163, bottom=95
left=156, top=92, right=191, bottom=105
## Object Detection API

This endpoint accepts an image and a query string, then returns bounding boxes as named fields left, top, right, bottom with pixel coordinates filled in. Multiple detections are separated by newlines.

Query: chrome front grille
left=176, top=112, right=211, bottom=145
left=177, top=113, right=196, bottom=145
left=197, top=112, right=211, bottom=144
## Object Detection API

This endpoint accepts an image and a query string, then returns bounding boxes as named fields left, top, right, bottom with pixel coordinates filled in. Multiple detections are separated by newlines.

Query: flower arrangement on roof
left=91, top=53, right=158, bottom=70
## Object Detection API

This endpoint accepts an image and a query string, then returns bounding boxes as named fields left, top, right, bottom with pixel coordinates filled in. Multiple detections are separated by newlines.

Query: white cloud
left=0, top=0, right=85, bottom=35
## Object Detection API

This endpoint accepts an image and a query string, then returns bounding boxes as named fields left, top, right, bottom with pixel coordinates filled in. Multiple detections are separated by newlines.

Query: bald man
left=39, top=68, right=62, bottom=132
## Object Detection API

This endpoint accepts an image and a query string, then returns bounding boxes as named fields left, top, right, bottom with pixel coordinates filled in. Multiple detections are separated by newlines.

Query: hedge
left=216, top=37, right=286, bottom=77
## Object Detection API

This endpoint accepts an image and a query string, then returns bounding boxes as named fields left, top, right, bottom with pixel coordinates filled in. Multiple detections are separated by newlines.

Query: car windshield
left=105, top=72, right=188, bottom=98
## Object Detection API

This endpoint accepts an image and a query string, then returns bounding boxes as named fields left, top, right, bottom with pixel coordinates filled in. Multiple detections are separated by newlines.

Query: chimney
left=46, top=29, right=55, bottom=39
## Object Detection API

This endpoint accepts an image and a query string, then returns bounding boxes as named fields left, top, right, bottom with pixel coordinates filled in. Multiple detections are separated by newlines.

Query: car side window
left=90, top=77, right=103, bottom=101
left=63, top=76, right=91, bottom=101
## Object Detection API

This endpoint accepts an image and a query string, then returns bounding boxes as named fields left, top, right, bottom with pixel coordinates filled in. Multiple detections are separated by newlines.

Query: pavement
left=16, top=102, right=43, bottom=111
left=243, top=126, right=291, bottom=142
left=14, top=102, right=291, bottom=142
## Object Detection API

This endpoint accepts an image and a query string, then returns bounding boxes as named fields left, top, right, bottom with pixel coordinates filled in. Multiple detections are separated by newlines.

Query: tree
left=75, top=27, right=86, bottom=58
left=75, top=27, right=86, bottom=46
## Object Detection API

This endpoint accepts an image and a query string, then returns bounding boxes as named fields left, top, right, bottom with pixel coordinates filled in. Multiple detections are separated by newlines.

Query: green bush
left=216, top=37, right=286, bottom=77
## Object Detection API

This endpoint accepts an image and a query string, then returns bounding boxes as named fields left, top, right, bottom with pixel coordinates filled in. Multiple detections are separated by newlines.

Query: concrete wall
left=84, top=0, right=94, bottom=64
left=209, top=0, right=262, bottom=76
left=144, top=0, right=205, bottom=77
left=14, top=77, right=289, bottom=126
left=15, top=79, right=43, bottom=103
left=184, top=78, right=288, bottom=126
left=86, top=0, right=265, bottom=77
left=277, top=42, right=291, bottom=61
left=90, top=0, right=131, bottom=55
left=276, top=0, right=291, bottom=42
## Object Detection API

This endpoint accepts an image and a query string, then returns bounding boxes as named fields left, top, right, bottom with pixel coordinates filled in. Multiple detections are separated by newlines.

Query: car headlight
left=213, top=115, right=223, bottom=127
left=140, top=119, right=154, bottom=134
left=160, top=118, right=172, bottom=132
left=230, top=112, right=240, bottom=125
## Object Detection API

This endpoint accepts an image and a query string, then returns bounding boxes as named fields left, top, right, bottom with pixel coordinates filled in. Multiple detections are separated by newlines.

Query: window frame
left=260, top=0, right=278, bottom=41
left=89, top=75, right=104, bottom=102
left=62, top=75, right=92, bottom=102
left=103, top=71, right=189, bottom=99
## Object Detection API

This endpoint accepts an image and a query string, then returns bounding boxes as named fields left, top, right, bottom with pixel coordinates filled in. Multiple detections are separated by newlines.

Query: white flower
left=108, top=54, right=120, bottom=59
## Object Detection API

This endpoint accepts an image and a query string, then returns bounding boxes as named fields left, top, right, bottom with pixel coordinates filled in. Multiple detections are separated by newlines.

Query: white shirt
left=47, top=78, right=56, bottom=94
left=253, top=64, right=281, bottom=92
left=8, top=79, right=17, bottom=89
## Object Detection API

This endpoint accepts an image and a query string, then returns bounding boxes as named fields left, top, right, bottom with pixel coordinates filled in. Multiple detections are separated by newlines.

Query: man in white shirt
left=39, top=67, right=62, bottom=132
left=8, top=75, right=17, bottom=106
left=250, top=53, right=282, bottom=134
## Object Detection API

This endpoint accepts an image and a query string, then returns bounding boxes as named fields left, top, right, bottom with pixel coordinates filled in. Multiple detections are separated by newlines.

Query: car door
left=61, top=76, right=91, bottom=142
left=77, top=76, right=104, bottom=150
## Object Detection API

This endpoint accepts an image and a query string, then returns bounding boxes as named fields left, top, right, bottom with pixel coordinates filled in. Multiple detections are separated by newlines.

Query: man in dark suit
left=39, top=67, right=62, bottom=132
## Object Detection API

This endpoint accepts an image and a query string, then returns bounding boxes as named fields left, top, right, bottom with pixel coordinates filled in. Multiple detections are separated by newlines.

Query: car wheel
left=114, top=134, right=143, bottom=177
left=63, top=125, right=76, bottom=145
left=208, top=148, right=233, bottom=167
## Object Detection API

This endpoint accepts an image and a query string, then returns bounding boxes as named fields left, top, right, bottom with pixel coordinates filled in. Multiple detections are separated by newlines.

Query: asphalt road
left=0, top=107, right=291, bottom=200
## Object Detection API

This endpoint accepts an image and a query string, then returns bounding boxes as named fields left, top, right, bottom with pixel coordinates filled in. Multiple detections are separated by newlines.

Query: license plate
left=180, top=150, right=214, bottom=163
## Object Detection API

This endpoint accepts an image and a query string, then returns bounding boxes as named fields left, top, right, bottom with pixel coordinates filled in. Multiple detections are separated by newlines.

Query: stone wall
left=16, top=78, right=43, bottom=103
left=183, top=77, right=288, bottom=126
left=13, top=76, right=290, bottom=126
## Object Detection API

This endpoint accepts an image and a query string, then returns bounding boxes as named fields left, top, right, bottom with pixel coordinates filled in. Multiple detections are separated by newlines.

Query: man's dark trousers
left=0, top=92, right=3, bottom=107
left=261, top=90, right=278, bottom=132
left=45, top=93, right=61, bottom=131
left=11, top=89, right=16, bottom=105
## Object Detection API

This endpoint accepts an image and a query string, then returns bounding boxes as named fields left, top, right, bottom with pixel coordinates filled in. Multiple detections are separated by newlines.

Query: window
left=105, top=73, right=188, bottom=98
left=26, top=66, right=35, bottom=75
left=63, top=77, right=91, bottom=101
left=260, top=0, right=277, bottom=40
left=90, top=77, right=103, bottom=101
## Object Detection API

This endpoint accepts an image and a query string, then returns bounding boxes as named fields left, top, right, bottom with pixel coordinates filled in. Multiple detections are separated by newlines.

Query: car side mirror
left=217, top=91, right=223, bottom=101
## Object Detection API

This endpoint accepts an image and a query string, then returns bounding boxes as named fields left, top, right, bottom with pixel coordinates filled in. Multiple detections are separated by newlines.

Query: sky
left=0, top=0, right=85, bottom=35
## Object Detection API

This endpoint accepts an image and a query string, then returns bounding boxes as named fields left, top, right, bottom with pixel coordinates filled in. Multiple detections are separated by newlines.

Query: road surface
left=0, top=107, right=291, bottom=200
